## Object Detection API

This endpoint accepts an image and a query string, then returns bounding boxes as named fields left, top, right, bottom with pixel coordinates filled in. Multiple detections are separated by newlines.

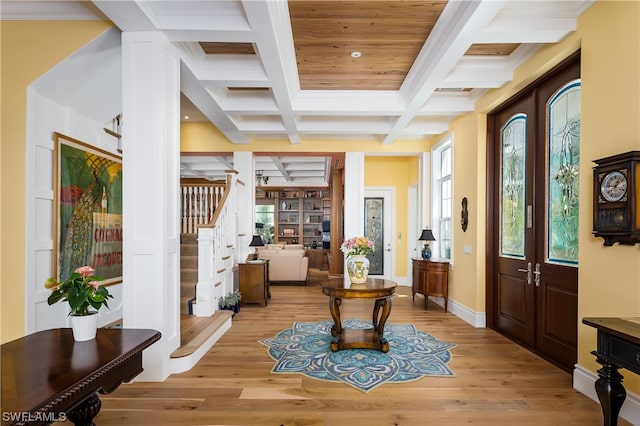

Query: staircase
left=180, top=233, right=198, bottom=315
left=169, top=171, right=244, bottom=374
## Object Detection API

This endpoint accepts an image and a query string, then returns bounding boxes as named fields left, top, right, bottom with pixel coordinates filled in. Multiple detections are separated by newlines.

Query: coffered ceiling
left=3, top=0, right=592, bottom=186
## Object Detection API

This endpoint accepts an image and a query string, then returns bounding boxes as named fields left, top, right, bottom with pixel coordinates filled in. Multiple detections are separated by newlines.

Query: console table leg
left=594, top=358, right=626, bottom=426
left=67, top=392, right=101, bottom=426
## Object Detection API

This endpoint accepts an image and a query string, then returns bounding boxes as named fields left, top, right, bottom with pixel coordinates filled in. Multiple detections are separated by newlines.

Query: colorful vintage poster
left=54, top=133, right=122, bottom=284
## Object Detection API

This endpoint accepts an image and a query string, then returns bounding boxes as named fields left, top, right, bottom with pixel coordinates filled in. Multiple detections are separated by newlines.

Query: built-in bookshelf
left=258, top=189, right=330, bottom=246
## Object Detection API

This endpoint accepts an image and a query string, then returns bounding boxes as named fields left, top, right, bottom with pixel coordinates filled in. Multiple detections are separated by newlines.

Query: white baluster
left=204, top=186, right=210, bottom=223
left=181, top=187, right=187, bottom=234
left=188, top=186, right=193, bottom=233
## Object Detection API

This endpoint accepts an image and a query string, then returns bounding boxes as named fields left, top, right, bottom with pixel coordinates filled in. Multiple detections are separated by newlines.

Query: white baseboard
left=574, top=364, right=640, bottom=426
left=428, top=296, right=486, bottom=328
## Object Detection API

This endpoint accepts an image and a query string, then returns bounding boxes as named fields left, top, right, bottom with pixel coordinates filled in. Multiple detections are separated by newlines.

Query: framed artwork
left=53, top=132, right=123, bottom=285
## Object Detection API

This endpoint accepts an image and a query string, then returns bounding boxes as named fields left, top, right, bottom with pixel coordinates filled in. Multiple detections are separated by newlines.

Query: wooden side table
left=320, top=278, right=397, bottom=353
left=239, top=261, right=269, bottom=306
left=412, top=258, right=450, bottom=312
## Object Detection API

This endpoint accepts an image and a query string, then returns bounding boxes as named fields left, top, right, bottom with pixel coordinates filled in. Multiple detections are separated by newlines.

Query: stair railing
left=181, top=182, right=226, bottom=234
left=192, top=171, right=245, bottom=316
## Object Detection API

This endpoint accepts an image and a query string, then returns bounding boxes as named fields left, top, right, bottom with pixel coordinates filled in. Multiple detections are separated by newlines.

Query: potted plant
left=218, top=290, right=242, bottom=316
left=44, top=265, right=114, bottom=341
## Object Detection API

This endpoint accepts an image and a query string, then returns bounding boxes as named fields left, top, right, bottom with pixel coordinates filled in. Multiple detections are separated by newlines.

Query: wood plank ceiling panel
left=288, top=0, right=448, bottom=90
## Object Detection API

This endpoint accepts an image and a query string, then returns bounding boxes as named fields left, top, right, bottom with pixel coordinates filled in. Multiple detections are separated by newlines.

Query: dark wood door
left=489, top=53, right=580, bottom=371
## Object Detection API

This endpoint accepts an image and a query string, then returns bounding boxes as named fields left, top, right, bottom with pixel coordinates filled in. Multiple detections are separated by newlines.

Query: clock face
left=600, top=170, right=628, bottom=202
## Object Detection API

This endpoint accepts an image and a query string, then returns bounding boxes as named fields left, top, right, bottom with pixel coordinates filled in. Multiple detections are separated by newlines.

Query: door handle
left=517, top=262, right=532, bottom=285
left=533, top=263, right=541, bottom=287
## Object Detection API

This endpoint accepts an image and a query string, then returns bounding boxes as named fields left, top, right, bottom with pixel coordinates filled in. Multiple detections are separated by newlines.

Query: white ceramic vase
left=346, top=255, right=370, bottom=284
left=71, top=312, right=98, bottom=341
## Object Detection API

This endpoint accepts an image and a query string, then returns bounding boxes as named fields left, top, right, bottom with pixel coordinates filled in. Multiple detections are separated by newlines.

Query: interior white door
left=364, top=187, right=394, bottom=280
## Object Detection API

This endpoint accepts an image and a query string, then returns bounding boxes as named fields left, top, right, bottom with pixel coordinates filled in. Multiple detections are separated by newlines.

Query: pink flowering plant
left=340, top=236, right=375, bottom=258
left=45, top=266, right=113, bottom=316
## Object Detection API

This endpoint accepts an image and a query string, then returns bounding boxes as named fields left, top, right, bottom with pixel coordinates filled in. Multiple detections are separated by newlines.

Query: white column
left=121, top=32, right=180, bottom=381
left=234, top=152, right=254, bottom=258
left=343, top=152, right=366, bottom=284
left=344, top=152, right=365, bottom=236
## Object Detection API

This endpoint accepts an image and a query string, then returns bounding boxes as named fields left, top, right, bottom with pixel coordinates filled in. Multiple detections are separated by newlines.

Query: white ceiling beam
left=92, top=1, right=157, bottom=31
left=163, top=30, right=255, bottom=43
left=383, top=0, right=507, bottom=144
left=243, top=0, right=300, bottom=144
left=270, top=157, right=292, bottom=182
left=181, top=64, right=249, bottom=144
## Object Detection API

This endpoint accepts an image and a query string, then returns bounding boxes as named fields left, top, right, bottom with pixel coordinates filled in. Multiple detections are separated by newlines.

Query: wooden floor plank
left=86, top=283, right=628, bottom=426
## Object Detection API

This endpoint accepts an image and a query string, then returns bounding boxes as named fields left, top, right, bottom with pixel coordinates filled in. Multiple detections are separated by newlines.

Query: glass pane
left=364, top=197, right=383, bottom=275
left=500, top=113, right=526, bottom=258
left=441, top=179, right=451, bottom=217
left=547, top=80, right=581, bottom=265
left=441, top=146, right=451, bottom=176
left=256, top=205, right=275, bottom=244
left=439, top=219, right=451, bottom=259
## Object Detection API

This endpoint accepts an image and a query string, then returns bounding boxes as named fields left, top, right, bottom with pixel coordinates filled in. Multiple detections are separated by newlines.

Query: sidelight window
left=432, top=139, right=452, bottom=260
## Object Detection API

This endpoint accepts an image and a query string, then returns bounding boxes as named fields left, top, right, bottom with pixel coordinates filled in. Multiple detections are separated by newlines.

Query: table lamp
left=248, top=234, right=265, bottom=260
left=418, top=229, right=436, bottom=259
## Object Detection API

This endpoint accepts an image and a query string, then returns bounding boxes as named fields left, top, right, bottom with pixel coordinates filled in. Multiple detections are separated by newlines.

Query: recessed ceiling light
left=350, top=51, right=361, bottom=58
left=184, top=115, right=190, bottom=120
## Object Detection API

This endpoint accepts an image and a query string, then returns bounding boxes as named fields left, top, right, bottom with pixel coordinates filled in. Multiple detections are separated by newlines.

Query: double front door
left=489, top=53, right=581, bottom=371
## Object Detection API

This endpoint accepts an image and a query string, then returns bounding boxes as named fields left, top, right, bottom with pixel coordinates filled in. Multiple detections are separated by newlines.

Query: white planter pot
left=70, top=312, right=98, bottom=341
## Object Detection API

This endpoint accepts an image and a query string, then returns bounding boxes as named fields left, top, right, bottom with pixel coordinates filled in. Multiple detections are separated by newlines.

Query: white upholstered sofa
left=257, top=246, right=309, bottom=283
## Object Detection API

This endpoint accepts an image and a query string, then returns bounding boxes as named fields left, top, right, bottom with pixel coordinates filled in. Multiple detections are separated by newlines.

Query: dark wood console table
left=1, top=328, right=161, bottom=426
left=582, top=317, right=640, bottom=426
left=320, top=278, right=397, bottom=353
left=412, top=258, right=449, bottom=312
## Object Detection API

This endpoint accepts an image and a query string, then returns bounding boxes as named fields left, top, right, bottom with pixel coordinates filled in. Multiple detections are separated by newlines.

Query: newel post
left=194, top=227, right=218, bottom=316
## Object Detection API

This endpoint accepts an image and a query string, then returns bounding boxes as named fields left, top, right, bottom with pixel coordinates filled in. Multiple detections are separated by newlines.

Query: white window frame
left=431, top=136, right=453, bottom=262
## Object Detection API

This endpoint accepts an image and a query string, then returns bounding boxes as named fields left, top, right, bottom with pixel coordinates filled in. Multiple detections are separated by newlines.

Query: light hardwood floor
left=92, top=283, right=623, bottom=426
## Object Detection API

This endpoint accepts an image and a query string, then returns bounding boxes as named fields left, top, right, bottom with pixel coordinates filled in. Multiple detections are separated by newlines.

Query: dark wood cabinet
left=307, top=248, right=329, bottom=270
left=239, top=261, right=269, bottom=306
left=412, top=258, right=450, bottom=312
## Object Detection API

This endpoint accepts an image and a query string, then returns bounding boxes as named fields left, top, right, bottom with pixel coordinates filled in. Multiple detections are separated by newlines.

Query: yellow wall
left=0, top=21, right=112, bottom=343
left=447, top=112, right=486, bottom=311
left=451, top=0, right=639, bottom=393
left=364, top=157, right=419, bottom=278
left=576, top=0, right=639, bottom=392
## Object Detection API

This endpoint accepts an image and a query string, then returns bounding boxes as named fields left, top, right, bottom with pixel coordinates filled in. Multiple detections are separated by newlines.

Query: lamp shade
left=249, top=235, right=265, bottom=247
left=419, top=229, right=436, bottom=241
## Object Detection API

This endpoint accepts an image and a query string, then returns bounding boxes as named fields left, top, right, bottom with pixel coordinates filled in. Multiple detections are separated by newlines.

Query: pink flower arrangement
left=45, top=265, right=113, bottom=316
left=340, top=236, right=375, bottom=257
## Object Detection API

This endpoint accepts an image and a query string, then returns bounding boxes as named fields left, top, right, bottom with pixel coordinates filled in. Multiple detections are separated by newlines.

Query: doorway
left=487, top=52, right=581, bottom=372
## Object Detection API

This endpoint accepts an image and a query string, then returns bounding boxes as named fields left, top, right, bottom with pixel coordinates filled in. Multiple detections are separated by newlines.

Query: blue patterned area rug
left=259, top=318, right=456, bottom=393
